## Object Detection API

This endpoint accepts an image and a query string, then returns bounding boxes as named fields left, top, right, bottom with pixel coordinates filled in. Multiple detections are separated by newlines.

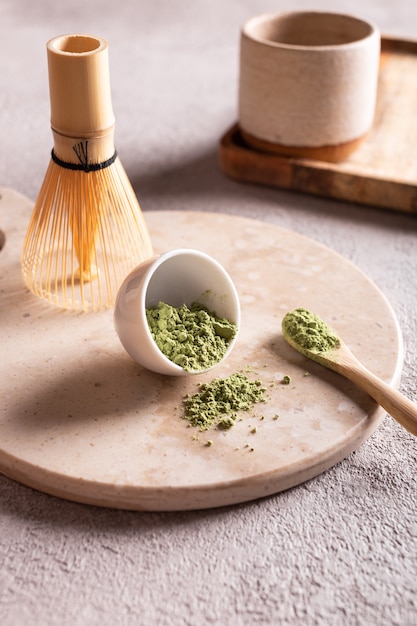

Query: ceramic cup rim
left=242, top=10, right=379, bottom=52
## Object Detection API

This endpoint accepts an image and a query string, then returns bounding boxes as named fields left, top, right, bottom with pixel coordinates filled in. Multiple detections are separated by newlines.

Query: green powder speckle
left=217, top=416, right=235, bottom=430
left=182, top=372, right=266, bottom=431
left=146, top=301, right=237, bottom=371
left=282, top=308, right=340, bottom=353
left=282, top=375, right=291, bottom=385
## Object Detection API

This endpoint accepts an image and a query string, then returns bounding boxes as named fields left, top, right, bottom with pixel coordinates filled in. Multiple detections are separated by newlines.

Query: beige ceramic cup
left=238, top=11, right=380, bottom=162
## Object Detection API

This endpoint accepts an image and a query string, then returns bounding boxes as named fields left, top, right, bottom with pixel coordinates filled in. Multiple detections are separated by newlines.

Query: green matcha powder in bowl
left=114, top=249, right=241, bottom=375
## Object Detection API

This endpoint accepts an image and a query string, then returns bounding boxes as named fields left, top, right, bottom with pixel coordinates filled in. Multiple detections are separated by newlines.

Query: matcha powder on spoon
left=282, top=307, right=340, bottom=353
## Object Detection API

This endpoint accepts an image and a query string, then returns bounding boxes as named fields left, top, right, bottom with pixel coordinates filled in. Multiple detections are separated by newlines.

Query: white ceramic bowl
left=114, top=249, right=241, bottom=376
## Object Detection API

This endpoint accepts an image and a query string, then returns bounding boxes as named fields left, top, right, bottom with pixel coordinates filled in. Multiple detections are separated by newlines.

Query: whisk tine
left=21, top=34, right=153, bottom=312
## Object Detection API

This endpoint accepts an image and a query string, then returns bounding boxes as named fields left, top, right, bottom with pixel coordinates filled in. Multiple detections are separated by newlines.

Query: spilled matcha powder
left=282, top=307, right=340, bottom=353
left=146, top=301, right=237, bottom=371
left=182, top=372, right=266, bottom=431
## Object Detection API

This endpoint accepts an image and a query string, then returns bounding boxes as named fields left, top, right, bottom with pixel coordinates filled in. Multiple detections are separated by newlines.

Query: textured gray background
left=1, top=0, right=417, bottom=624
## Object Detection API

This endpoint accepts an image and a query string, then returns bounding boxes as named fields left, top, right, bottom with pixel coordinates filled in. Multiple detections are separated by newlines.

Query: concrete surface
left=0, top=0, right=416, bottom=624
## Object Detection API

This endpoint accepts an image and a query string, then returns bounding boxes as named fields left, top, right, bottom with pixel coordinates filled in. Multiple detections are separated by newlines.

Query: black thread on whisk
left=51, top=140, right=118, bottom=173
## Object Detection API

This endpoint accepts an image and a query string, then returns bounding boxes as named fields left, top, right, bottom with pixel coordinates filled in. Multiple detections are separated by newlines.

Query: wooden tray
left=219, top=37, right=417, bottom=214
left=0, top=188, right=402, bottom=511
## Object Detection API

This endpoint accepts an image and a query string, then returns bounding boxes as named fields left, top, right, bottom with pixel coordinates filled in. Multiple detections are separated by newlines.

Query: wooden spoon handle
left=340, top=356, right=417, bottom=436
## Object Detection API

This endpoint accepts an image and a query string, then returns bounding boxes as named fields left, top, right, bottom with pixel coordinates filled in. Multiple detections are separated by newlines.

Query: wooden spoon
left=282, top=308, right=417, bottom=436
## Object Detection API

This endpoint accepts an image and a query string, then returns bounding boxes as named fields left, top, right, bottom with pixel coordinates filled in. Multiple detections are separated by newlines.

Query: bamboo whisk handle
left=47, top=34, right=116, bottom=163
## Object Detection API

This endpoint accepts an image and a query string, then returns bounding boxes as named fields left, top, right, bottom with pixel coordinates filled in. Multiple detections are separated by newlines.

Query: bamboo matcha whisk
left=21, top=34, right=153, bottom=311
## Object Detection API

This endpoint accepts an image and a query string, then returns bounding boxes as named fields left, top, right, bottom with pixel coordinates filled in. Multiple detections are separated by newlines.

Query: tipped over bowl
left=114, top=249, right=241, bottom=376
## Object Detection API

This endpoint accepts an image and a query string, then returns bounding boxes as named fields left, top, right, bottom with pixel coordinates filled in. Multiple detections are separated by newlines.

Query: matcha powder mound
left=282, top=307, right=340, bottom=353
left=146, top=301, right=237, bottom=371
left=182, top=372, right=266, bottom=431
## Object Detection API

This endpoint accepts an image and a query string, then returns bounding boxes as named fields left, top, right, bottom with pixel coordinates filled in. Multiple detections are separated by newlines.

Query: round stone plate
left=0, top=188, right=403, bottom=511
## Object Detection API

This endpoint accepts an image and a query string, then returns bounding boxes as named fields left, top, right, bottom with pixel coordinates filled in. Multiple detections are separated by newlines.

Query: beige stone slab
left=0, top=187, right=403, bottom=510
